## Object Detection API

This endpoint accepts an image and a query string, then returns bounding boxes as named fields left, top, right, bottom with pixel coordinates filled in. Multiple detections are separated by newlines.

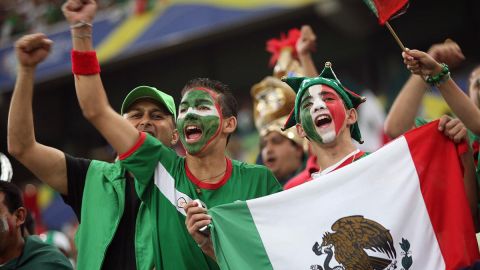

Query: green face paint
left=300, top=91, right=324, bottom=144
left=177, top=90, right=221, bottom=154
left=299, top=86, right=342, bottom=144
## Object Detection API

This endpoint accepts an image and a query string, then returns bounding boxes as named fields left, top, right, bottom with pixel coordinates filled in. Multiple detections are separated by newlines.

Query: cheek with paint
left=0, top=216, right=10, bottom=233
left=300, top=106, right=323, bottom=144
left=326, top=99, right=347, bottom=135
left=177, top=90, right=222, bottom=154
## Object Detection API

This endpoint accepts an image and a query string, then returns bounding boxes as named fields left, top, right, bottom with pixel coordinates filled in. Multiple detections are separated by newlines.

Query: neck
left=314, top=133, right=357, bottom=171
left=0, top=233, right=24, bottom=265
left=186, top=147, right=227, bottom=184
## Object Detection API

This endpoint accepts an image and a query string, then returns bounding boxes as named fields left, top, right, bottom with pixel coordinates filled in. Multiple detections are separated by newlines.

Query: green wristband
left=426, top=63, right=450, bottom=87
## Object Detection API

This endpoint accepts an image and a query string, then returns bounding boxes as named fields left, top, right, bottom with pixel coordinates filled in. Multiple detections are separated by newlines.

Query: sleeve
left=414, top=117, right=429, bottom=127
left=119, top=132, right=178, bottom=199
left=264, top=169, right=283, bottom=195
left=61, top=153, right=91, bottom=221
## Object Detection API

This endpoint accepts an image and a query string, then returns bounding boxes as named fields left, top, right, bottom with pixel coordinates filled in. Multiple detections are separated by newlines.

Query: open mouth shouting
left=314, top=114, right=332, bottom=129
left=184, top=125, right=203, bottom=143
left=263, top=156, right=277, bottom=168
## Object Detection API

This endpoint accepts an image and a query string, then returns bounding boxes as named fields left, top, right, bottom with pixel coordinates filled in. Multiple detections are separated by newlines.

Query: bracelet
left=425, top=63, right=450, bottom=87
left=70, top=20, right=93, bottom=29
left=73, top=33, right=92, bottom=39
left=197, top=238, right=209, bottom=248
left=71, top=50, right=100, bottom=75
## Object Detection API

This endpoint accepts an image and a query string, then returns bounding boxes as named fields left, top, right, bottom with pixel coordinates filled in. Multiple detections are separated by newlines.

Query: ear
left=15, top=207, right=26, bottom=228
left=171, top=129, right=179, bottom=145
left=296, top=123, right=307, bottom=139
left=345, top=108, right=358, bottom=126
left=223, top=116, right=237, bottom=135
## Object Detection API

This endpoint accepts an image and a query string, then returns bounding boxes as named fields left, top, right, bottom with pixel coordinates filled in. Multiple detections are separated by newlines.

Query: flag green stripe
left=210, top=201, right=273, bottom=270
left=362, top=0, right=379, bottom=16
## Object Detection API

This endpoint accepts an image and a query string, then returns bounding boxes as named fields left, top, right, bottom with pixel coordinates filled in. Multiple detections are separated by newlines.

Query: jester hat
left=282, top=62, right=366, bottom=143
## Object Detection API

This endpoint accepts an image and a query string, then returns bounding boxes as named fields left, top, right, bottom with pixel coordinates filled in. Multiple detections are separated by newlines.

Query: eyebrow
left=301, top=94, right=312, bottom=104
left=195, top=98, right=214, bottom=105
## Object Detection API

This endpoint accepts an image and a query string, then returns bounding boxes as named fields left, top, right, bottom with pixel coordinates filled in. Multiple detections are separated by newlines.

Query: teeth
left=186, top=126, right=199, bottom=131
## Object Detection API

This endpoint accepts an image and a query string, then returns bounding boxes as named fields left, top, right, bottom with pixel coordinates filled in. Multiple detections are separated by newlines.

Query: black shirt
left=62, top=154, right=140, bottom=270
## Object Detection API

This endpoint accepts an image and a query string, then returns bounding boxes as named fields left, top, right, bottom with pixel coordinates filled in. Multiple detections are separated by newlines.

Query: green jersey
left=0, top=236, right=72, bottom=270
left=119, top=133, right=282, bottom=270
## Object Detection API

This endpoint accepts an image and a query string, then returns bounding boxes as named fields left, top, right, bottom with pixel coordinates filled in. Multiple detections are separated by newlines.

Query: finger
left=438, top=115, right=450, bottom=131
left=17, top=35, right=49, bottom=52
left=444, top=123, right=463, bottom=139
left=183, top=201, right=199, bottom=213
left=405, top=49, right=425, bottom=59
left=444, top=118, right=460, bottom=130
left=185, top=207, right=207, bottom=219
left=453, top=128, right=467, bottom=143
left=187, top=213, right=211, bottom=228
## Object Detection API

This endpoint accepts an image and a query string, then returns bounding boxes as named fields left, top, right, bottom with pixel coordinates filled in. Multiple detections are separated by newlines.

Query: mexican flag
left=209, top=121, right=479, bottom=270
left=363, top=0, right=409, bottom=25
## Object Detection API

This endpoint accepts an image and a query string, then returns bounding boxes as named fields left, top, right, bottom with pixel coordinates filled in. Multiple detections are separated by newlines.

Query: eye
left=152, top=113, right=165, bottom=120
left=128, top=113, right=142, bottom=119
left=179, top=107, right=187, bottom=113
left=302, top=102, right=312, bottom=110
left=197, top=105, right=211, bottom=111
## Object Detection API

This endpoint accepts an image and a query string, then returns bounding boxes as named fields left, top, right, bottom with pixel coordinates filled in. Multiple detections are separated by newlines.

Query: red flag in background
left=363, top=0, right=409, bottom=25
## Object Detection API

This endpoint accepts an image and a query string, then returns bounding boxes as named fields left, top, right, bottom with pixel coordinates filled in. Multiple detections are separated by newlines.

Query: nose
left=312, top=100, right=327, bottom=112
left=138, top=115, right=152, bottom=127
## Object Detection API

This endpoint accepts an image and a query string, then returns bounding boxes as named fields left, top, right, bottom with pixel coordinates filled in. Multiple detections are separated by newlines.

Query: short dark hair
left=181, top=78, right=238, bottom=119
left=0, top=181, right=23, bottom=214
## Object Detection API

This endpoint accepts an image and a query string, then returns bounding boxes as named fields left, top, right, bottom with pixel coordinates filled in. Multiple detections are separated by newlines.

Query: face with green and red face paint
left=177, top=89, right=222, bottom=155
left=299, top=85, right=347, bottom=144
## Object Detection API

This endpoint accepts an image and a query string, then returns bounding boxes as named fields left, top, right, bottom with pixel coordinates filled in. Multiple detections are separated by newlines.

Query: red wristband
left=71, top=50, right=101, bottom=75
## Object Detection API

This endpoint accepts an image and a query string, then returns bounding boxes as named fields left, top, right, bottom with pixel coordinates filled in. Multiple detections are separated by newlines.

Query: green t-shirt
left=0, top=236, right=72, bottom=270
left=120, top=133, right=283, bottom=270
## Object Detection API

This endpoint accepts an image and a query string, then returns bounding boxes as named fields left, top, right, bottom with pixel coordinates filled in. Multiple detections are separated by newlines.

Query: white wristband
left=70, top=20, right=93, bottom=29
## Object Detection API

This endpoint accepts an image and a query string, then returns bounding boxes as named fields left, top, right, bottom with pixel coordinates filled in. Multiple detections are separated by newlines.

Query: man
left=0, top=181, right=72, bottom=270
left=62, top=1, right=282, bottom=270
left=252, top=25, right=319, bottom=185
left=251, top=77, right=306, bottom=184
left=282, top=62, right=368, bottom=188
left=7, top=33, right=178, bottom=270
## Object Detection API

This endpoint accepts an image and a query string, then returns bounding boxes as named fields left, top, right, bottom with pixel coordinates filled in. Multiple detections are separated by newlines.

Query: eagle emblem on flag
left=310, top=215, right=412, bottom=270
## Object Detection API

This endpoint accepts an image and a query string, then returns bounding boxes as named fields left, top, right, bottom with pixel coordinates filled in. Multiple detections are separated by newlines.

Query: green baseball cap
left=121, top=86, right=176, bottom=120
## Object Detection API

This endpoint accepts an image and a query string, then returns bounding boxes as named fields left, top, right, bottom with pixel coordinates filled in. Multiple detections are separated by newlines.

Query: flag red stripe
left=405, top=121, right=479, bottom=269
left=373, top=0, right=408, bottom=24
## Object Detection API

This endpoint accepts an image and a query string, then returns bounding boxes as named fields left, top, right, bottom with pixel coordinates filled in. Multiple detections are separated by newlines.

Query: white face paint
left=0, top=216, right=9, bottom=233
left=177, top=106, right=219, bottom=119
left=308, top=86, right=336, bottom=144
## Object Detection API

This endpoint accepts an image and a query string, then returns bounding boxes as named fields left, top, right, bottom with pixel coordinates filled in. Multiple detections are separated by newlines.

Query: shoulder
left=23, top=236, right=72, bottom=269
left=231, top=160, right=272, bottom=175
left=284, top=171, right=311, bottom=190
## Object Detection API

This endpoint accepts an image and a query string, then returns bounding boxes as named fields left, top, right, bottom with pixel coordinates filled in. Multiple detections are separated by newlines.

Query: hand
left=468, top=67, right=480, bottom=107
left=184, top=201, right=213, bottom=254
left=438, top=115, right=467, bottom=143
left=62, top=0, right=97, bottom=25
left=402, top=49, right=443, bottom=77
left=427, top=39, right=465, bottom=68
left=15, top=33, right=52, bottom=68
left=296, top=25, right=316, bottom=56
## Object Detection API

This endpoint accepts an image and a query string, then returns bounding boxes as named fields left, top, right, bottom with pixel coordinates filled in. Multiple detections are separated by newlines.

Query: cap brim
left=121, top=86, right=176, bottom=120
